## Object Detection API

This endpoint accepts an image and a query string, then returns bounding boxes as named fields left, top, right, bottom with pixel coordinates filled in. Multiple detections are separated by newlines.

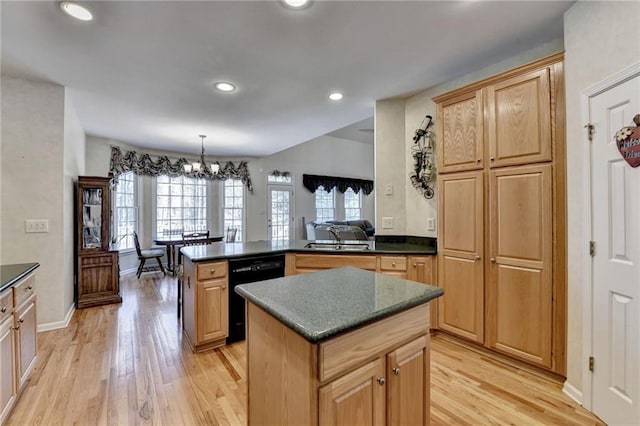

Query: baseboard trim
left=120, top=267, right=137, bottom=277
left=562, top=381, right=583, bottom=405
left=37, top=303, right=75, bottom=332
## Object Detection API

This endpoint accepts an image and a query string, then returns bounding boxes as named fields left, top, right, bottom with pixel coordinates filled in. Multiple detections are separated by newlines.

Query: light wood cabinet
left=437, top=171, right=484, bottom=343
left=0, top=314, right=16, bottom=425
left=437, top=90, right=484, bottom=173
left=487, top=164, right=552, bottom=367
left=247, top=302, right=431, bottom=426
left=182, top=259, right=228, bottom=351
left=0, top=272, right=38, bottom=425
left=487, top=68, right=551, bottom=168
left=434, top=53, right=565, bottom=374
left=378, top=256, right=407, bottom=279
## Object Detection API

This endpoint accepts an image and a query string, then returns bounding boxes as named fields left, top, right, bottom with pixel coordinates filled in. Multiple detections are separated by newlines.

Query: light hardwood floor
left=7, top=274, right=603, bottom=425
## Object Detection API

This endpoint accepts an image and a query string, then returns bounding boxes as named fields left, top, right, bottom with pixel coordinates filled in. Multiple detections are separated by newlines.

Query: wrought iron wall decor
left=409, top=114, right=436, bottom=199
left=109, top=146, right=253, bottom=192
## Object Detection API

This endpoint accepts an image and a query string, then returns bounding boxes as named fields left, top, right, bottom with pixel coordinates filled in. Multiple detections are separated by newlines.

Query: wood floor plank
left=6, top=273, right=603, bottom=425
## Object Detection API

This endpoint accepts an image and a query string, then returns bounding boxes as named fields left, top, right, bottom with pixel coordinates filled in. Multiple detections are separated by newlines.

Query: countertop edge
left=0, top=263, right=40, bottom=293
left=236, top=285, right=444, bottom=343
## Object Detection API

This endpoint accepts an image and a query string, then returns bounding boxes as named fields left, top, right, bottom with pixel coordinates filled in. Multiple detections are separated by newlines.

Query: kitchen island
left=235, top=266, right=443, bottom=426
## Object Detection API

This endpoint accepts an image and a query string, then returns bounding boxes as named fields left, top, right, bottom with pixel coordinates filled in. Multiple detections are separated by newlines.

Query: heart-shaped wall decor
left=616, top=114, right=640, bottom=168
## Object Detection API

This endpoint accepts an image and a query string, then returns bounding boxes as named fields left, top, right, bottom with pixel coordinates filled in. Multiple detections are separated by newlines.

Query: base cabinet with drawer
left=0, top=271, right=38, bottom=425
left=246, top=302, right=431, bottom=426
left=182, top=258, right=228, bottom=352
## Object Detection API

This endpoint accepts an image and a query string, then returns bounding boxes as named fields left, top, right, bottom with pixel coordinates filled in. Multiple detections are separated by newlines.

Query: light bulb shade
left=210, top=163, right=220, bottom=174
left=183, top=164, right=192, bottom=173
left=192, top=162, right=202, bottom=172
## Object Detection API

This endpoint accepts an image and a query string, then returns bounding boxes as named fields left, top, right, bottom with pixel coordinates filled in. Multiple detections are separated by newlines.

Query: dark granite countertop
left=181, top=238, right=436, bottom=262
left=0, top=263, right=40, bottom=293
left=235, top=266, right=443, bottom=343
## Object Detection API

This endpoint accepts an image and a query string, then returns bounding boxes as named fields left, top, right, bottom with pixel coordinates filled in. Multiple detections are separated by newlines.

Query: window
left=267, top=174, right=292, bottom=184
left=114, top=171, right=137, bottom=250
left=223, top=179, right=244, bottom=242
left=315, top=185, right=335, bottom=222
left=344, top=187, right=362, bottom=220
left=156, top=176, right=207, bottom=237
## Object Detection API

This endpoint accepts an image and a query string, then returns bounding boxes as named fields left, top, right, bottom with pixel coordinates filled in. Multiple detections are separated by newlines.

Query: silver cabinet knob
left=377, top=377, right=385, bottom=385
left=475, top=255, right=481, bottom=260
left=18, top=318, right=24, bottom=323
left=490, top=157, right=495, bottom=161
left=0, top=307, right=6, bottom=313
left=393, top=367, right=400, bottom=375
left=27, top=286, right=33, bottom=291
left=476, top=159, right=481, bottom=163
left=391, top=262, right=396, bottom=267
left=490, top=258, right=496, bottom=263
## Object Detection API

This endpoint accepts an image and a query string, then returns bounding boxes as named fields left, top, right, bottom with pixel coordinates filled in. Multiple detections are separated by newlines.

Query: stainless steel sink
left=304, top=242, right=371, bottom=251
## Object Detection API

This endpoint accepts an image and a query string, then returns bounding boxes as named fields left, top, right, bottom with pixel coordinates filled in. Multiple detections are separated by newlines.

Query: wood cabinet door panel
left=487, top=68, right=551, bottom=167
left=196, top=279, right=228, bottom=343
left=437, top=90, right=484, bottom=173
left=387, top=336, right=428, bottom=426
left=0, top=317, right=16, bottom=424
left=488, top=164, right=552, bottom=367
left=319, top=357, right=385, bottom=426
left=14, top=299, right=37, bottom=390
left=438, top=171, right=484, bottom=342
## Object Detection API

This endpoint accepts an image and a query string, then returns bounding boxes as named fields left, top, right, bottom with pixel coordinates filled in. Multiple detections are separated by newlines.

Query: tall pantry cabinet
left=434, top=53, right=566, bottom=375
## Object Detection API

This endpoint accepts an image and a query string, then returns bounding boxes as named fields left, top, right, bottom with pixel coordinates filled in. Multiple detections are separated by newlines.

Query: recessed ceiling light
left=329, top=92, right=343, bottom=101
left=59, top=2, right=93, bottom=21
left=215, top=82, right=237, bottom=92
left=282, top=0, right=310, bottom=9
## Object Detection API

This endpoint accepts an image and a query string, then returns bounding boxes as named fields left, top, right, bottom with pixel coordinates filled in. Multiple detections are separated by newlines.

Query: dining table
left=153, top=234, right=224, bottom=275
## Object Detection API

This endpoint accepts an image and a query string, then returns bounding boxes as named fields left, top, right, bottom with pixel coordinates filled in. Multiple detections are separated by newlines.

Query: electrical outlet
left=384, top=184, right=393, bottom=195
left=25, top=219, right=49, bottom=233
left=427, top=218, right=436, bottom=231
left=382, top=217, right=394, bottom=229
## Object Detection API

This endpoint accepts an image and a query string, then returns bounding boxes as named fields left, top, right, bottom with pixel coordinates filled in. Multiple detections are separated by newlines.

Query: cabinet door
left=378, top=256, right=407, bottom=279
left=14, top=298, right=37, bottom=390
left=387, top=336, right=429, bottom=426
left=487, top=164, right=552, bottom=367
left=0, top=317, right=16, bottom=424
left=407, top=256, right=436, bottom=327
left=77, top=253, right=121, bottom=308
left=319, top=358, right=385, bottom=426
left=437, top=89, right=484, bottom=173
left=437, top=172, right=484, bottom=343
left=486, top=68, right=551, bottom=168
left=196, top=278, right=228, bottom=344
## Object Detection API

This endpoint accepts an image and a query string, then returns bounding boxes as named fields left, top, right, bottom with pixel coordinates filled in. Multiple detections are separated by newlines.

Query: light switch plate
left=427, top=218, right=436, bottom=231
left=384, top=184, right=393, bottom=195
left=25, top=219, right=49, bottom=233
left=382, top=217, right=394, bottom=229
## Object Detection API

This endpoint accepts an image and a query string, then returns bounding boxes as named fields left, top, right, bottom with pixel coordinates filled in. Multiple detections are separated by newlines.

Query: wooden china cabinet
left=75, top=176, right=122, bottom=308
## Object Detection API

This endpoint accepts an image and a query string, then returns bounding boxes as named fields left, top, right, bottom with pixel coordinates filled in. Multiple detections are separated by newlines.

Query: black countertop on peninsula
left=235, top=266, right=443, bottom=343
left=1, top=263, right=40, bottom=293
left=181, top=238, right=436, bottom=262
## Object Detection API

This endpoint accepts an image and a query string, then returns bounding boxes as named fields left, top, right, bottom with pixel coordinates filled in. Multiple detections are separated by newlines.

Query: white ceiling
left=1, top=1, right=572, bottom=157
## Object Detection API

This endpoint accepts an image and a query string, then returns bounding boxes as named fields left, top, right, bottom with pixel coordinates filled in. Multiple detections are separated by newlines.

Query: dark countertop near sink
left=181, top=237, right=436, bottom=262
left=235, top=266, right=443, bottom=343
left=1, top=263, right=40, bottom=293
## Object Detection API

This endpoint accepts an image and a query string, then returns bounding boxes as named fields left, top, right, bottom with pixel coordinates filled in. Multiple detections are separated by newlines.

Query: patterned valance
left=109, top=146, right=253, bottom=192
left=302, top=174, right=374, bottom=195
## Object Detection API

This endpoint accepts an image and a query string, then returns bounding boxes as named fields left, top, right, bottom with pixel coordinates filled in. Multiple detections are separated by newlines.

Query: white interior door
left=590, top=72, right=640, bottom=425
left=267, top=187, right=293, bottom=241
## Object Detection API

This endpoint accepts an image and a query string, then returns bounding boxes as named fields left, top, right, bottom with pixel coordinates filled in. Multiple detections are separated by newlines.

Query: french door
left=267, top=187, right=293, bottom=241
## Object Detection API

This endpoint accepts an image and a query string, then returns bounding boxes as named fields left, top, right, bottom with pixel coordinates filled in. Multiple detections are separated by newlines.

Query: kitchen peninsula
left=236, top=266, right=443, bottom=425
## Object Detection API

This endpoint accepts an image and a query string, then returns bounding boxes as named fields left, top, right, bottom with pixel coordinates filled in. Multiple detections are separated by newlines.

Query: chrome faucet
left=328, top=226, right=341, bottom=242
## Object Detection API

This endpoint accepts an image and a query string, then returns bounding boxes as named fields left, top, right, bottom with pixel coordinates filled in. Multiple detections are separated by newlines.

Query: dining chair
left=225, top=227, right=238, bottom=243
left=133, top=231, right=166, bottom=279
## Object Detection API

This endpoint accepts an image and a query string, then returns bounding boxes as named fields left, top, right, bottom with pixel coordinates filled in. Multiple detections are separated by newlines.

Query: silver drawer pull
left=393, top=367, right=400, bottom=375
left=0, top=307, right=6, bottom=313
left=27, top=286, right=33, bottom=291
left=377, top=377, right=385, bottom=385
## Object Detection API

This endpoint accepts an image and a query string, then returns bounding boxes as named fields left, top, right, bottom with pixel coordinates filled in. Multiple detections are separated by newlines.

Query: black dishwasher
left=228, top=253, right=286, bottom=343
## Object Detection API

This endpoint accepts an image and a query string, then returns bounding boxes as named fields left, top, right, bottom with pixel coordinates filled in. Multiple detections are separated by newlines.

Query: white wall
left=1, top=76, right=68, bottom=326
left=563, top=0, right=640, bottom=396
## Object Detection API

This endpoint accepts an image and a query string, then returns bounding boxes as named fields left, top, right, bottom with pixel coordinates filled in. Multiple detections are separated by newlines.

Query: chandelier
left=183, top=135, right=220, bottom=177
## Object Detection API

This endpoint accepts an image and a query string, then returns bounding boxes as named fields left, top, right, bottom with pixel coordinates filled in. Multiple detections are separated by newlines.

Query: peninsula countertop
left=235, top=266, right=443, bottom=343
left=181, top=238, right=436, bottom=262
left=0, top=263, right=40, bottom=293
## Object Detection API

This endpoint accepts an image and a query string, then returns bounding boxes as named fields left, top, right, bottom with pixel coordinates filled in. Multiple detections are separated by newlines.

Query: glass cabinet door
left=82, top=187, right=103, bottom=249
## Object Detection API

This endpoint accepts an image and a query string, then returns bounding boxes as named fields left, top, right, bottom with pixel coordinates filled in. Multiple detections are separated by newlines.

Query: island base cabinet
left=246, top=302, right=431, bottom=426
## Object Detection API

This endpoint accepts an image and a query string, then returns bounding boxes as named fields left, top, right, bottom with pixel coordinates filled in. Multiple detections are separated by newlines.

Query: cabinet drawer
left=13, top=275, right=35, bottom=308
left=379, top=256, right=407, bottom=272
left=0, top=289, right=13, bottom=323
left=318, top=303, right=430, bottom=382
left=197, top=261, right=227, bottom=281
left=294, top=254, right=377, bottom=271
